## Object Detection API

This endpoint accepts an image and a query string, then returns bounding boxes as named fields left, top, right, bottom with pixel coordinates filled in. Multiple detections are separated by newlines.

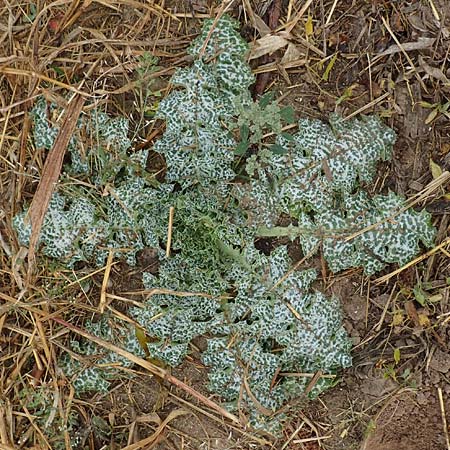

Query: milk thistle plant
left=14, top=15, right=435, bottom=431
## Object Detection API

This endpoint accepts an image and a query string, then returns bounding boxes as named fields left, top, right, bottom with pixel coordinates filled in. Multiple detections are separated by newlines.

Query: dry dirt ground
left=1, top=1, right=450, bottom=449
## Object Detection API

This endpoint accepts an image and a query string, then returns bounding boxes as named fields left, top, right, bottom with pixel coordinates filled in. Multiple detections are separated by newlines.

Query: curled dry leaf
left=249, top=32, right=291, bottom=60
left=280, top=42, right=303, bottom=66
left=419, top=55, right=450, bottom=84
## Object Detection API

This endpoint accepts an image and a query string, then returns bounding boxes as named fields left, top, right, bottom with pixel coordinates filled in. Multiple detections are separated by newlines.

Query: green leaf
left=280, top=106, right=295, bottom=124
left=413, top=285, right=428, bottom=307
left=51, top=66, right=65, bottom=78
left=322, top=53, right=338, bottom=81
left=259, top=91, right=275, bottom=108
left=280, top=132, right=295, bottom=141
left=240, top=124, right=250, bottom=142
left=234, top=141, right=249, bottom=156
left=270, top=143, right=288, bottom=155
left=394, top=348, right=401, bottom=365
left=135, top=326, right=151, bottom=357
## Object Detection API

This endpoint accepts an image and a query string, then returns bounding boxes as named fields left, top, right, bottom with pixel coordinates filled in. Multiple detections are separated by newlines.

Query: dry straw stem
left=427, top=0, right=441, bottom=22
left=281, top=420, right=305, bottom=450
left=293, top=435, right=332, bottom=444
left=0, top=405, right=11, bottom=448
left=252, top=57, right=307, bottom=74
left=165, top=206, right=175, bottom=258
left=343, top=92, right=390, bottom=121
left=374, top=284, right=397, bottom=332
left=279, top=0, right=314, bottom=34
left=325, top=0, right=338, bottom=25
left=241, top=0, right=270, bottom=36
left=65, top=262, right=119, bottom=287
left=0, top=68, right=89, bottom=96
left=0, top=291, right=50, bottom=317
left=50, top=317, right=241, bottom=425
left=99, top=250, right=114, bottom=313
left=370, top=171, right=450, bottom=284
left=269, top=244, right=319, bottom=292
left=243, top=374, right=273, bottom=417
left=438, top=387, right=450, bottom=450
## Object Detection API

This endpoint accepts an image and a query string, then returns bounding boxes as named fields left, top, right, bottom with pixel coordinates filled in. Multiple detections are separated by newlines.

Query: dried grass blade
left=26, top=94, right=85, bottom=272
left=438, top=387, right=450, bottom=450
left=0, top=404, right=11, bottom=447
left=428, top=0, right=441, bottom=22
left=243, top=374, right=273, bottom=416
left=168, top=391, right=273, bottom=445
left=121, top=409, right=189, bottom=450
left=99, top=250, right=114, bottom=313
left=199, top=0, right=238, bottom=57
left=282, top=0, right=314, bottom=33
left=0, top=292, right=47, bottom=316
left=0, top=68, right=87, bottom=95
left=165, top=206, right=175, bottom=258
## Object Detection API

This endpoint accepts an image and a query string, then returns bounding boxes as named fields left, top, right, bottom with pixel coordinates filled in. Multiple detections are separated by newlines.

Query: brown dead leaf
left=419, top=55, right=450, bottom=84
left=249, top=33, right=291, bottom=60
left=253, top=14, right=271, bottom=36
left=26, top=94, right=85, bottom=273
left=442, top=143, right=450, bottom=155
left=407, top=13, right=428, bottom=32
left=430, top=158, right=443, bottom=179
left=377, top=37, right=435, bottom=57
left=243, top=0, right=271, bottom=37
left=243, top=373, right=273, bottom=417
left=189, top=0, right=209, bottom=13
left=280, top=42, right=303, bottom=66
left=305, top=14, right=313, bottom=37
left=321, top=158, right=333, bottom=182
left=391, top=11, right=404, bottom=32
left=99, top=250, right=114, bottom=313
left=405, top=300, right=421, bottom=327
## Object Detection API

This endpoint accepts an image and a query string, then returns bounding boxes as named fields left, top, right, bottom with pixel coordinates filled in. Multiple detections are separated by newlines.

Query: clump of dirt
left=362, top=389, right=448, bottom=450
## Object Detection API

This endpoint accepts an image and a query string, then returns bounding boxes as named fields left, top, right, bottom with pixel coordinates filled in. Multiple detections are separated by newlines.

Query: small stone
left=429, top=348, right=450, bottom=374
left=416, top=390, right=427, bottom=405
